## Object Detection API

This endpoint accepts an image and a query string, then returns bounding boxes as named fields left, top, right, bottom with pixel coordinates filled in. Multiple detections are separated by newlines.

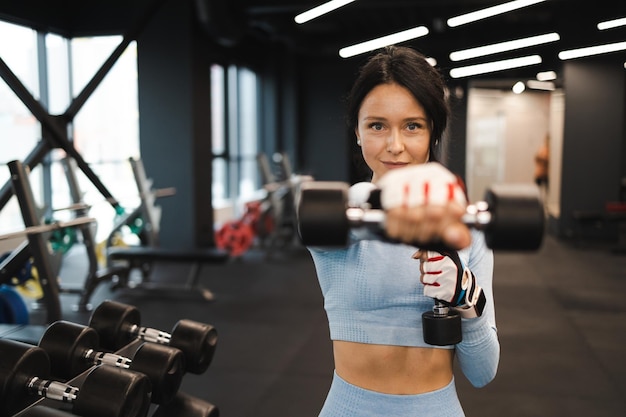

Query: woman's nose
left=387, top=131, right=404, bottom=153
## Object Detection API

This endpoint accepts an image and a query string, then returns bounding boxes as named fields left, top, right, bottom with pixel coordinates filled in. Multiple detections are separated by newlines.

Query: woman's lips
left=383, top=161, right=409, bottom=169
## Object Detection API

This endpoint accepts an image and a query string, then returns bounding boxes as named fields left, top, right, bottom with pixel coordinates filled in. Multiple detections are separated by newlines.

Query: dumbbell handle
left=27, top=377, right=79, bottom=403
left=129, top=325, right=172, bottom=345
left=345, top=202, right=492, bottom=229
left=84, top=350, right=132, bottom=368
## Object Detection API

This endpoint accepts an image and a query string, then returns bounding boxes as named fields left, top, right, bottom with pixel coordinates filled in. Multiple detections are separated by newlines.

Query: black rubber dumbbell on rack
left=0, top=339, right=151, bottom=417
left=38, top=320, right=185, bottom=405
left=88, top=300, right=217, bottom=374
left=152, top=392, right=220, bottom=417
left=296, top=181, right=545, bottom=346
left=17, top=405, right=85, bottom=417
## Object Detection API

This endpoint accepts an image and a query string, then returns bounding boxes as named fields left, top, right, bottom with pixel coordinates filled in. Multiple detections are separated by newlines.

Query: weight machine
left=215, top=152, right=313, bottom=258
left=101, top=157, right=230, bottom=301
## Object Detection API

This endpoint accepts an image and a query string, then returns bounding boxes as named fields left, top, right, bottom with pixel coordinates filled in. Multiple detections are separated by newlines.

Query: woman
left=307, top=46, right=499, bottom=416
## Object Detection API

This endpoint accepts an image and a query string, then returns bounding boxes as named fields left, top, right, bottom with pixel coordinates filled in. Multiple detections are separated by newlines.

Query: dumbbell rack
left=6, top=301, right=220, bottom=417
left=7, top=337, right=151, bottom=417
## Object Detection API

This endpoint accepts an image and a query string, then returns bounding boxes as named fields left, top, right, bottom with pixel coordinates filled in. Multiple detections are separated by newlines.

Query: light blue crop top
left=308, top=228, right=500, bottom=387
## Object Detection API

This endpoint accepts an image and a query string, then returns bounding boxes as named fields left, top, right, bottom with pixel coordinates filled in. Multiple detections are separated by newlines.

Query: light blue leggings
left=318, top=372, right=465, bottom=417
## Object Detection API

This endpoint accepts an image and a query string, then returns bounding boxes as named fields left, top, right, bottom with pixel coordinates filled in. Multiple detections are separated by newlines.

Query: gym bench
left=106, top=246, right=230, bottom=301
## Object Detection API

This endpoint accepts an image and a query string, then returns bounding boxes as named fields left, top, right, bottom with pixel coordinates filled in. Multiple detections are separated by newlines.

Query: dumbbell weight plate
left=483, top=184, right=544, bottom=251
left=130, top=343, right=185, bottom=405
left=296, top=182, right=350, bottom=247
left=39, top=320, right=100, bottom=379
left=73, top=365, right=151, bottom=417
left=0, top=285, right=30, bottom=325
left=89, top=300, right=141, bottom=350
left=0, top=339, right=50, bottom=416
left=170, top=320, right=218, bottom=374
left=422, top=311, right=462, bottom=346
left=152, top=391, right=219, bottom=417
left=17, top=405, right=81, bottom=416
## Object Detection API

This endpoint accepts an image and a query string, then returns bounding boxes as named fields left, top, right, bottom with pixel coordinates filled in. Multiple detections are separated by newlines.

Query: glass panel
left=46, top=33, right=71, bottom=115
left=0, top=21, right=40, bottom=101
left=69, top=36, right=140, bottom=241
left=212, top=157, right=227, bottom=205
left=0, top=21, right=40, bottom=235
left=237, top=67, right=259, bottom=201
left=70, top=36, right=120, bottom=96
left=211, top=64, right=228, bottom=212
left=211, top=64, right=225, bottom=155
left=238, top=67, right=257, bottom=158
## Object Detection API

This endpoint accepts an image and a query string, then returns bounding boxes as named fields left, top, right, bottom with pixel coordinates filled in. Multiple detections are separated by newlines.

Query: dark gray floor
left=16, top=234, right=626, bottom=416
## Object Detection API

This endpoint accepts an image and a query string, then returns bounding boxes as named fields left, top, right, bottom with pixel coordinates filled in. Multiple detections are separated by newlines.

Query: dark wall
left=137, top=0, right=214, bottom=250
left=444, top=82, right=469, bottom=181
left=298, top=57, right=360, bottom=183
left=558, top=57, right=625, bottom=240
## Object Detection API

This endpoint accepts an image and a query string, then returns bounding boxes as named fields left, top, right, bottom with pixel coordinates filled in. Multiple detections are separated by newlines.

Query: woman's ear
left=355, top=128, right=361, bottom=146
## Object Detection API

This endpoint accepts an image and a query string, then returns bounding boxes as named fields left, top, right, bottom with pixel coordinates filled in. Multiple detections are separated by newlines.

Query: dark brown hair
left=346, top=45, right=450, bottom=162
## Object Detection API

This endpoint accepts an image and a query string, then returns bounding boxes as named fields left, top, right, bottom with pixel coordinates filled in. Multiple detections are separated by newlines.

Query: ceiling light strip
left=295, top=0, right=357, bottom=24
left=450, top=32, right=560, bottom=61
left=558, top=41, right=626, bottom=60
left=447, top=0, right=546, bottom=27
left=527, top=80, right=555, bottom=90
left=597, top=17, right=626, bottom=30
left=449, top=55, right=542, bottom=78
left=536, top=70, right=557, bottom=81
left=339, top=26, right=429, bottom=58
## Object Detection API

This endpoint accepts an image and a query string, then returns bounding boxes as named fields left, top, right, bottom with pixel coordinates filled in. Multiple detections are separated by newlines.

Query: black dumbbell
left=297, top=181, right=545, bottom=346
left=17, top=405, right=84, bottom=417
left=0, top=339, right=151, bottom=417
left=153, top=392, right=220, bottom=417
left=38, top=320, right=185, bottom=405
left=296, top=181, right=545, bottom=250
left=88, top=300, right=217, bottom=374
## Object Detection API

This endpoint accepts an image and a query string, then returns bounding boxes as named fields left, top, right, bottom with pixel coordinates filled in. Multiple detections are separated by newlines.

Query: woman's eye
left=369, top=122, right=384, bottom=131
left=407, top=122, right=421, bottom=131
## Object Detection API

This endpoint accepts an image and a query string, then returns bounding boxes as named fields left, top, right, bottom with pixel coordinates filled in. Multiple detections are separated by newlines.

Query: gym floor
left=19, top=235, right=626, bottom=417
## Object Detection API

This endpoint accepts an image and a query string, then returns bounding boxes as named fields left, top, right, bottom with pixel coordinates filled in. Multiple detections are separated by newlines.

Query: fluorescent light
left=339, top=26, right=429, bottom=58
left=558, top=41, right=626, bottom=60
left=527, top=80, right=555, bottom=90
left=512, top=81, right=526, bottom=94
left=449, top=32, right=559, bottom=61
left=447, top=0, right=546, bottom=27
left=449, top=55, right=542, bottom=78
left=425, top=57, right=437, bottom=66
left=536, top=70, right=557, bottom=81
left=597, top=17, right=626, bottom=30
left=295, top=0, right=356, bottom=24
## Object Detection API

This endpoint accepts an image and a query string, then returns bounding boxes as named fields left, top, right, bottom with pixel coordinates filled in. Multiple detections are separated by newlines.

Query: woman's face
left=355, top=82, right=432, bottom=183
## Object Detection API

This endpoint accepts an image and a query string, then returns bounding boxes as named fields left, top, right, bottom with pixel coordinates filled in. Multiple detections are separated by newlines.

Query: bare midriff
left=333, top=340, right=454, bottom=394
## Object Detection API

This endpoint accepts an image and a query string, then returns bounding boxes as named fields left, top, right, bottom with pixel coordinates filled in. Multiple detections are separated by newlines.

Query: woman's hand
left=385, top=204, right=470, bottom=249
left=378, top=163, right=471, bottom=250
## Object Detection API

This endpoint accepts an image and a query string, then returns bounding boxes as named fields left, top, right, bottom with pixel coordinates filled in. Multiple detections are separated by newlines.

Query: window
left=69, top=36, right=139, bottom=241
left=212, top=63, right=260, bottom=220
left=0, top=21, right=140, bottom=244
left=0, top=21, right=40, bottom=234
